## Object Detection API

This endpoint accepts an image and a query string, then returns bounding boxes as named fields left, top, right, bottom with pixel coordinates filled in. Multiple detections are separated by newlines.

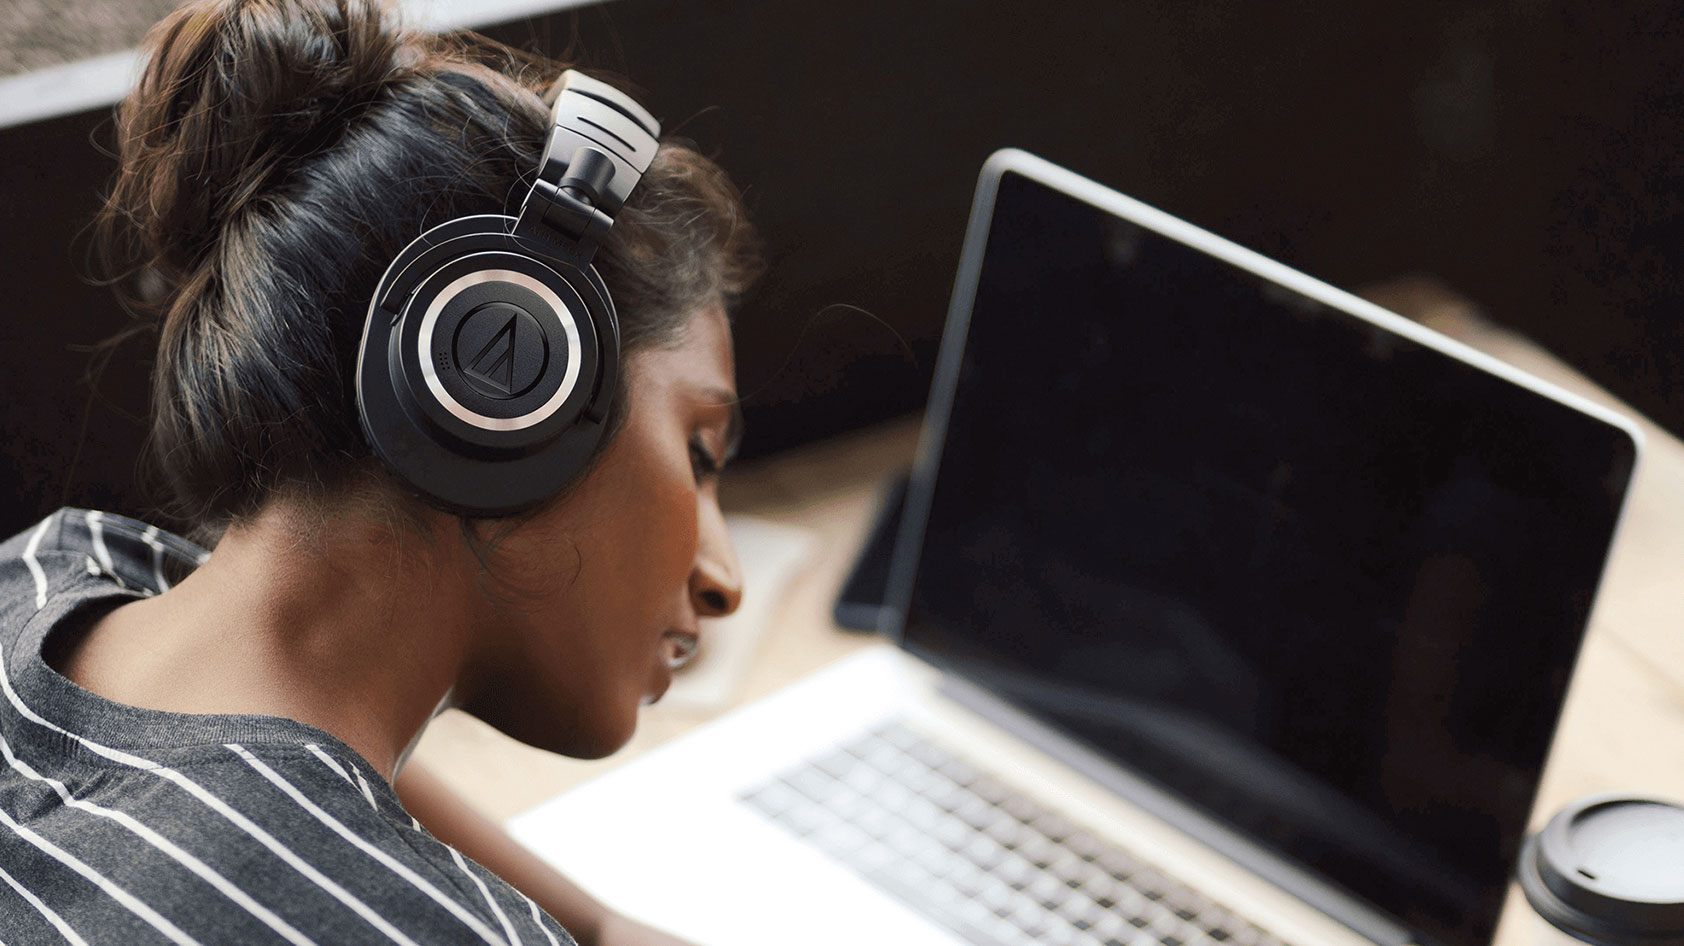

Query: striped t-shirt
left=0, top=509, right=577, bottom=946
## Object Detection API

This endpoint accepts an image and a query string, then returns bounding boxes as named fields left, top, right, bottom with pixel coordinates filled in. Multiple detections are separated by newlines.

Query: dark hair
left=97, top=0, right=761, bottom=542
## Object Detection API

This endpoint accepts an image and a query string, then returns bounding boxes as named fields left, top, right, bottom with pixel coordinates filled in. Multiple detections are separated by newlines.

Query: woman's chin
left=641, top=656, right=676, bottom=707
left=475, top=696, right=639, bottom=761
left=559, top=714, right=638, bottom=760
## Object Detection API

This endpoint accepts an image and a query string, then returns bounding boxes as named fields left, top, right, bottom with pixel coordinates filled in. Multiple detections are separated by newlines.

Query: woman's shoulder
left=0, top=512, right=574, bottom=943
left=1, top=730, right=574, bottom=944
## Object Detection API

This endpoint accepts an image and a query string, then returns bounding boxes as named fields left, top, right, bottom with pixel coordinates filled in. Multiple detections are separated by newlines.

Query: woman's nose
left=691, top=501, right=743, bottom=618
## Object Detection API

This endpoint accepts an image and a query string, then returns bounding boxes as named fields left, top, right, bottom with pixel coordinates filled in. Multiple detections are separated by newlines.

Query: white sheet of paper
left=660, top=516, right=818, bottom=711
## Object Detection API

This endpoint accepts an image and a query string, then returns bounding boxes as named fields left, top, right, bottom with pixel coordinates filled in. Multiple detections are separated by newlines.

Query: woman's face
left=460, top=302, right=744, bottom=758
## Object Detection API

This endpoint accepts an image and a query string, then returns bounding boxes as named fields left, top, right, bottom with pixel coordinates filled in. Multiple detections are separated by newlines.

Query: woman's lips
left=661, top=629, right=701, bottom=671
left=644, top=629, right=701, bottom=706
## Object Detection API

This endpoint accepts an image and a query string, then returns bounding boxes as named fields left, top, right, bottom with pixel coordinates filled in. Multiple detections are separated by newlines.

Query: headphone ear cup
left=356, top=217, right=620, bottom=517
left=356, top=71, right=655, bottom=518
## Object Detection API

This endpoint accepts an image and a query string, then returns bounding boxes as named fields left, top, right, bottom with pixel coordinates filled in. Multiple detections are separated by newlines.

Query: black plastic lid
left=1518, top=793, right=1684, bottom=946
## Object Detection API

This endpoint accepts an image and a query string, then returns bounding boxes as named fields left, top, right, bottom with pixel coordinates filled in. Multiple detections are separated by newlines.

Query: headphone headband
left=518, top=71, right=662, bottom=256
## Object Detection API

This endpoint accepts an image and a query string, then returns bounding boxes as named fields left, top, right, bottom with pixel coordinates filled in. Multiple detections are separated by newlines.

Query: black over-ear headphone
left=356, top=71, right=660, bottom=518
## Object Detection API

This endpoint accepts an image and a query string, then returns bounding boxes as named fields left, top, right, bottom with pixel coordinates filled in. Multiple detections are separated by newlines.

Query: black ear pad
left=356, top=214, right=621, bottom=517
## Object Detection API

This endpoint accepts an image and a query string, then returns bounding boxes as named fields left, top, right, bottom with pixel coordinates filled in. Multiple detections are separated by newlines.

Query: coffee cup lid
left=1518, top=793, right=1684, bottom=946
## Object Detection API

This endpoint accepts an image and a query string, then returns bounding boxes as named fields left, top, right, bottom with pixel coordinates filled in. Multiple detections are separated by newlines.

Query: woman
left=0, top=0, right=759, bottom=943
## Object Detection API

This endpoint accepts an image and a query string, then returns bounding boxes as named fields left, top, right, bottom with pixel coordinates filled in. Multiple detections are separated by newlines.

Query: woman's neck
left=52, top=500, right=476, bottom=780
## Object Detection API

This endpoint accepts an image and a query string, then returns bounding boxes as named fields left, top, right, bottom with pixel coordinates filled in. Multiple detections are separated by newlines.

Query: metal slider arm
left=516, top=71, right=661, bottom=259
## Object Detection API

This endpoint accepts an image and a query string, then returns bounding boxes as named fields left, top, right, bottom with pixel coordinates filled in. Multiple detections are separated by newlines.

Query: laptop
left=507, top=149, right=1641, bottom=946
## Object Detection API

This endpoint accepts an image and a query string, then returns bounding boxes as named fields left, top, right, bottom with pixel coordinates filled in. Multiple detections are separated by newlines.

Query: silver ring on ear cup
left=392, top=248, right=602, bottom=455
left=417, top=268, right=582, bottom=432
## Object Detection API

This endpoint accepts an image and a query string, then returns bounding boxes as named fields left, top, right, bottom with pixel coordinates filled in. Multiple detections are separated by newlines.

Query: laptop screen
left=899, top=162, right=1637, bottom=946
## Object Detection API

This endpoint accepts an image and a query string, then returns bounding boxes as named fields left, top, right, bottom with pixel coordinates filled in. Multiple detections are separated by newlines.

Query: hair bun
left=117, top=0, right=407, bottom=272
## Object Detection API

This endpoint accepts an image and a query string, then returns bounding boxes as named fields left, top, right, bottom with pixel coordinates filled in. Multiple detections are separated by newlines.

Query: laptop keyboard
left=739, top=722, right=1295, bottom=946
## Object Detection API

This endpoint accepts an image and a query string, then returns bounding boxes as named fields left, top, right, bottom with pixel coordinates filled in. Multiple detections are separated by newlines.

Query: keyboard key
left=957, top=796, right=1007, bottom=831
left=813, top=749, right=858, bottom=779
left=1008, top=899, right=1045, bottom=929
left=905, top=737, right=955, bottom=770
left=852, top=804, right=896, bottom=839
left=1028, top=872, right=1066, bottom=906
left=1065, top=829, right=1109, bottom=860
left=897, top=764, right=948, bottom=797
left=938, top=757, right=982, bottom=786
left=1048, top=850, right=1088, bottom=884
left=985, top=816, right=1024, bottom=847
left=844, top=841, right=898, bottom=874
left=926, top=779, right=973, bottom=813
left=996, top=854, right=1037, bottom=889
left=783, top=767, right=837, bottom=802
left=842, top=764, right=888, bottom=797
left=961, top=835, right=1009, bottom=871
left=979, top=879, right=1018, bottom=916
left=740, top=784, right=795, bottom=817
left=930, top=813, right=974, bottom=850
left=1114, top=887, right=1151, bottom=919
left=1055, top=889, right=1097, bottom=919
left=1033, top=810, right=1076, bottom=841
left=1043, top=922, right=1082, bottom=946
left=947, top=861, right=988, bottom=897
left=809, top=821, right=870, bottom=857
left=859, top=740, right=910, bottom=776
left=902, top=795, right=947, bottom=830
left=911, top=841, right=958, bottom=878
left=1098, top=848, right=1143, bottom=880
left=1092, top=912, right=1126, bottom=939
left=969, top=774, right=1013, bottom=804
left=1016, top=833, right=1057, bottom=866
left=1001, top=793, right=1042, bottom=823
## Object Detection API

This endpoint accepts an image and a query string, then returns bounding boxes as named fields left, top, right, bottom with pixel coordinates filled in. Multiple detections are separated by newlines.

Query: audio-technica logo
left=465, top=316, right=518, bottom=395
left=454, top=301, right=548, bottom=401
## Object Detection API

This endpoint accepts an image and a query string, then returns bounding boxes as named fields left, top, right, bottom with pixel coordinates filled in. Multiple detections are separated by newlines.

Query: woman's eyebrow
left=699, top=386, right=745, bottom=460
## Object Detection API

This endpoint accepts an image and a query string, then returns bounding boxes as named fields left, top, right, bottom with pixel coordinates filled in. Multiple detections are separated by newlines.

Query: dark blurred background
left=2, top=0, right=1681, bottom=537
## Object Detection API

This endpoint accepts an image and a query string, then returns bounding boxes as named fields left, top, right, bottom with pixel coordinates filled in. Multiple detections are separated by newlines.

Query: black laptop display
left=898, top=163, right=1639, bottom=946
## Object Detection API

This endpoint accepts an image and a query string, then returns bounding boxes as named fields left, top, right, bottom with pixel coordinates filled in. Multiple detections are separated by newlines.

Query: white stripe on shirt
left=0, top=648, right=421, bottom=946
left=84, top=511, right=115, bottom=576
left=306, top=744, right=358, bottom=787
left=448, top=846, right=523, bottom=946
left=0, top=803, right=201, bottom=946
left=521, top=892, right=563, bottom=946
left=0, top=733, right=317, bottom=946
left=22, top=516, right=53, bottom=611
left=0, top=861, right=90, bottom=946
left=228, top=744, right=510, bottom=946
left=349, top=763, right=381, bottom=812
left=139, top=525, right=171, bottom=593
left=305, top=744, right=379, bottom=812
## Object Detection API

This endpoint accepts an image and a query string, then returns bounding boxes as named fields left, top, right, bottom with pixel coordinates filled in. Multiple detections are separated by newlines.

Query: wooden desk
left=410, top=317, right=1684, bottom=944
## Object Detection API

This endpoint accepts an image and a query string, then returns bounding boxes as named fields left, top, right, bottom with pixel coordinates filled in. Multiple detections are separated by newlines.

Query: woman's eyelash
left=689, top=439, right=722, bottom=477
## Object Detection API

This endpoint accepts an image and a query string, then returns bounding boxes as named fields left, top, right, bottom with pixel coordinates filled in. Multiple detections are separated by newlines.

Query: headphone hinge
left=517, top=176, right=614, bottom=262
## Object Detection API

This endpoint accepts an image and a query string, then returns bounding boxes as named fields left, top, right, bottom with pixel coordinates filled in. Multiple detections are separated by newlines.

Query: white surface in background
left=0, top=0, right=610, bottom=130
left=660, top=516, right=818, bottom=712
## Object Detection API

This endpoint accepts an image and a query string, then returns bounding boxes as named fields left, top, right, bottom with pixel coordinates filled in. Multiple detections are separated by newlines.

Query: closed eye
left=689, top=438, right=722, bottom=480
